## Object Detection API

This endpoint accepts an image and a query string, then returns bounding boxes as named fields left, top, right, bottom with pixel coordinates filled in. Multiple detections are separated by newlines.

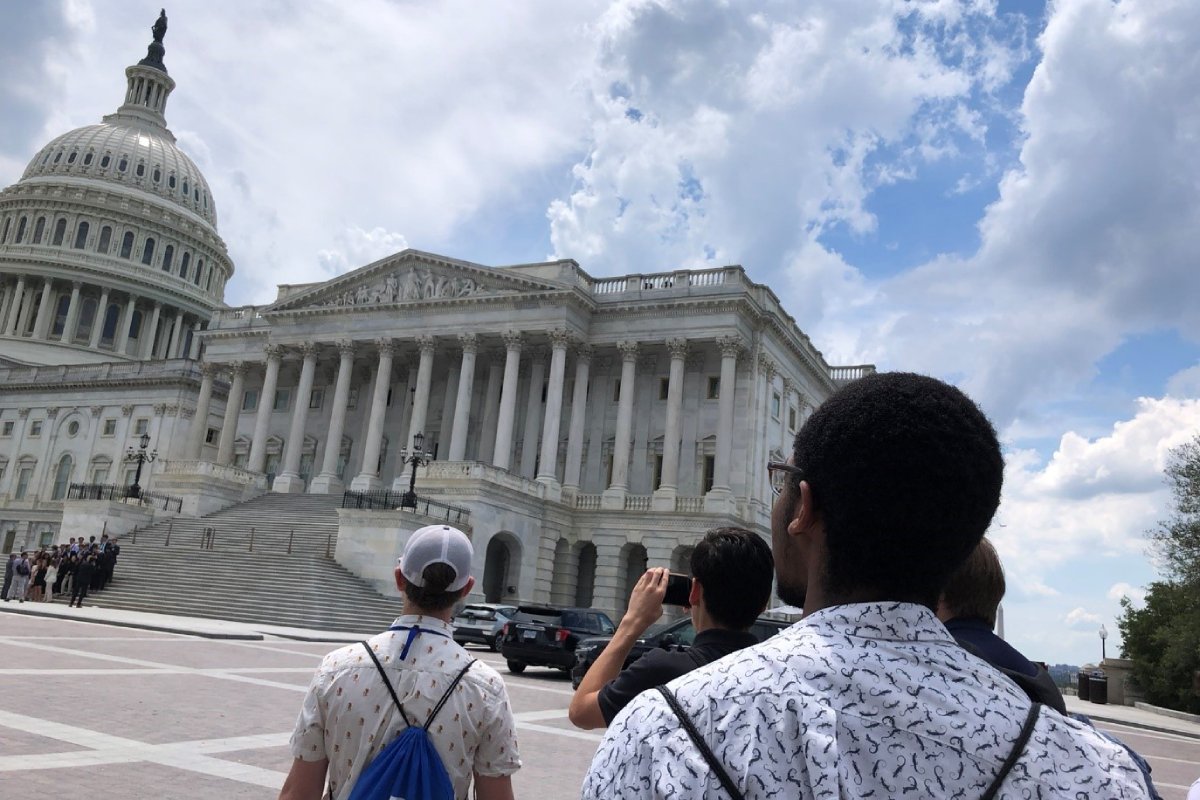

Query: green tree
left=1118, top=434, right=1200, bottom=713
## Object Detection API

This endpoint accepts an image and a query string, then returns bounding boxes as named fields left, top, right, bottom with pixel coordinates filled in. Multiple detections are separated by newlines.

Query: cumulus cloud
left=1107, top=582, right=1147, bottom=608
left=317, top=227, right=410, bottom=277
left=1064, top=607, right=1103, bottom=628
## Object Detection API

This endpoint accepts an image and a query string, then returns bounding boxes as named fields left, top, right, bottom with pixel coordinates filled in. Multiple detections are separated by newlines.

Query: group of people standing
left=2, top=533, right=119, bottom=608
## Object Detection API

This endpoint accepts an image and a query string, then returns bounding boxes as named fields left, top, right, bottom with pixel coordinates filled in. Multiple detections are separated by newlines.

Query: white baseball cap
left=399, top=525, right=473, bottom=592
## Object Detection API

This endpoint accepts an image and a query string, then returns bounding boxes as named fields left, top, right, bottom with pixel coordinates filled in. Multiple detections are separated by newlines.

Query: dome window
left=32, top=217, right=46, bottom=244
left=169, top=174, right=176, bottom=189
left=52, top=218, right=67, bottom=246
left=120, top=231, right=135, bottom=259
left=15, top=217, right=27, bottom=244
left=54, top=151, right=63, bottom=164
left=0, top=219, right=9, bottom=244
left=180, top=252, right=191, bottom=280
left=206, top=270, right=214, bottom=292
left=182, top=179, right=189, bottom=196
left=41, top=152, right=51, bottom=165
left=118, top=157, right=128, bottom=173
left=153, top=167, right=161, bottom=183
left=141, top=238, right=156, bottom=265
left=97, top=226, right=112, bottom=254
left=101, top=155, right=111, bottom=169
left=194, top=258, right=204, bottom=286
left=52, top=296, right=71, bottom=337
left=136, top=163, right=145, bottom=178
left=193, top=189, right=199, bottom=202
left=74, top=221, right=90, bottom=250
left=162, top=244, right=174, bottom=272
left=83, top=152, right=94, bottom=166
left=67, top=152, right=78, bottom=165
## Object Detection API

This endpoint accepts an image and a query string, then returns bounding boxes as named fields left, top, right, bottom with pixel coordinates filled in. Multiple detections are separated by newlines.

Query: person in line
left=69, top=554, right=96, bottom=608
left=9, top=552, right=31, bottom=603
left=583, top=371, right=1153, bottom=799
left=2, top=553, right=15, bottom=601
left=569, top=527, right=773, bottom=729
left=280, top=524, right=520, bottom=800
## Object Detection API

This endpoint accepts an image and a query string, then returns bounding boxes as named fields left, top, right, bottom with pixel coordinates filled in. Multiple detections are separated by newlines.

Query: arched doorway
left=550, top=538, right=574, bottom=606
left=483, top=532, right=522, bottom=603
left=575, top=542, right=597, bottom=608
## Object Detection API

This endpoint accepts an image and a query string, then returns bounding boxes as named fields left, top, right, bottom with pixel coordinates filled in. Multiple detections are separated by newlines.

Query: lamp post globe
left=1099, top=624, right=1108, bottom=662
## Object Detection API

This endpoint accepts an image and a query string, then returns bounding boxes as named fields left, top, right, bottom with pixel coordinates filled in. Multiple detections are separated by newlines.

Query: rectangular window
left=703, top=455, right=715, bottom=493
left=612, top=379, right=621, bottom=402
left=347, top=387, right=359, bottom=410
left=707, top=376, right=720, bottom=400
left=233, top=453, right=248, bottom=468
left=29, top=420, right=42, bottom=437
left=90, top=467, right=109, bottom=484
left=309, top=389, right=324, bottom=410
left=788, top=406, right=797, bottom=431
left=205, top=427, right=219, bottom=444
left=273, top=389, right=290, bottom=412
left=242, top=389, right=258, bottom=412
left=123, top=468, right=137, bottom=486
left=14, top=468, right=33, bottom=500
left=134, top=418, right=149, bottom=435
left=771, top=392, right=781, bottom=418
left=102, top=419, right=116, bottom=436
left=659, top=378, right=670, bottom=400
left=1, top=421, right=12, bottom=436
left=653, top=455, right=664, bottom=489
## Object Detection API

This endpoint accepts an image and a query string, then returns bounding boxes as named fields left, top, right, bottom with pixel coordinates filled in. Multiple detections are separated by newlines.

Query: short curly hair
left=792, top=372, right=1003, bottom=609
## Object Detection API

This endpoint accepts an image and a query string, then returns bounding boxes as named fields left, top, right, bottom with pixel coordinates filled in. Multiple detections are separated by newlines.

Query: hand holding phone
left=663, top=573, right=692, bottom=607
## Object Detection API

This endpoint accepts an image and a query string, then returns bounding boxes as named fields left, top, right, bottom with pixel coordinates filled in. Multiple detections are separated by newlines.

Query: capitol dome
left=0, top=11, right=232, bottom=367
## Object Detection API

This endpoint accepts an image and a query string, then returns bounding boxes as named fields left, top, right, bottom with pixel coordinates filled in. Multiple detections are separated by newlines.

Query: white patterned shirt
left=291, top=615, right=520, bottom=800
left=583, top=602, right=1151, bottom=799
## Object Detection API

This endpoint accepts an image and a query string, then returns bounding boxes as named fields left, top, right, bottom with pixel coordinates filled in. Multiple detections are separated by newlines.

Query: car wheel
left=488, top=636, right=499, bottom=653
left=506, top=660, right=526, bottom=674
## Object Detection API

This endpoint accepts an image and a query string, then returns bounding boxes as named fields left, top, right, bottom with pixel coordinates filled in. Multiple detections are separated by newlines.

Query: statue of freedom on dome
left=152, top=10, right=168, bottom=44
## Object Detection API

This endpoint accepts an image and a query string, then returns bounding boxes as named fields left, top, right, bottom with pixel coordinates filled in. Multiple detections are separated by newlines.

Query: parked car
left=569, top=614, right=791, bottom=689
left=498, top=605, right=616, bottom=674
left=452, top=603, right=517, bottom=651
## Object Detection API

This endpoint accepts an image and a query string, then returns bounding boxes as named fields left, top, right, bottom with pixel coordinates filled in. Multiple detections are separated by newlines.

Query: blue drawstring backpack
left=347, top=640, right=475, bottom=800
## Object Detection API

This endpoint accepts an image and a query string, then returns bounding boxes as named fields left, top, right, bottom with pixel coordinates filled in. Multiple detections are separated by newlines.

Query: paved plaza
left=1, top=610, right=1197, bottom=799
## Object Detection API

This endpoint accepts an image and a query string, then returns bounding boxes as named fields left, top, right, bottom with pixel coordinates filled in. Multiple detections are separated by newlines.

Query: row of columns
left=0, top=275, right=199, bottom=359
left=194, top=331, right=746, bottom=503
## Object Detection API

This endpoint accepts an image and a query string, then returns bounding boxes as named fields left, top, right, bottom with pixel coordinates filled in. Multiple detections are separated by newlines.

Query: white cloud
left=1064, top=607, right=1103, bottom=628
left=317, top=227, right=410, bottom=278
left=1107, top=582, right=1147, bottom=608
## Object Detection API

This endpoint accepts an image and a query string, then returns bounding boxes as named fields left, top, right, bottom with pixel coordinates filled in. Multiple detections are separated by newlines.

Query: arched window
left=100, top=303, right=120, bottom=345
left=180, top=252, right=191, bottom=281
left=15, top=217, right=27, bottom=243
left=120, top=231, right=135, bottom=259
left=32, top=217, right=45, bottom=244
left=2, top=217, right=12, bottom=243
left=194, top=258, right=204, bottom=285
left=153, top=167, right=161, bottom=183
left=182, top=179, right=189, bottom=196
left=83, top=152, right=94, bottom=166
left=73, top=221, right=89, bottom=249
left=67, top=151, right=78, bottom=165
left=51, top=455, right=74, bottom=500
left=141, top=237, right=155, bottom=265
left=135, top=162, right=145, bottom=178
left=162, top=244, right=174, bottom=272
left=100, top=154, right=111, bottom=169
left=23, top=291, right=41, bottom=336
left=129, top=308, right=143, bottom=339
left=168, top=174, right=176, bottom=189
left=51, top=295, right=71, bottom=336
left=53, top=151, right=62, bottom=164
left=52, top=218, right=67, bottom=246
left=77, top=297, right=97, bottom=342
left=97, top=226, right=112, bottom=254
left=117, top=157, right=128, bottom=172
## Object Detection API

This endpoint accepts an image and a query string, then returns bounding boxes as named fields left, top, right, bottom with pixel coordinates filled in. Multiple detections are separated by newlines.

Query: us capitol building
left=0, top=18, right=873, bottom=616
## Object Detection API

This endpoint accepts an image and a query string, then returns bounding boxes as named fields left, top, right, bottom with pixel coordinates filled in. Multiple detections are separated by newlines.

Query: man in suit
left=70, top=555, right=96, bottom=608
left=1, top=554, right=15, bottom=601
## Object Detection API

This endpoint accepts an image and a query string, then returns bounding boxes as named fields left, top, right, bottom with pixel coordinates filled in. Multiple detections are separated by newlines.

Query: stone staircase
left=84, top=493, right=403, bottom=633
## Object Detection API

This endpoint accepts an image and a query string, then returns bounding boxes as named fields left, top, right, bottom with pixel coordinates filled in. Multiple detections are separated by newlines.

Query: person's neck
left=399, top=600, right=454, bottom=624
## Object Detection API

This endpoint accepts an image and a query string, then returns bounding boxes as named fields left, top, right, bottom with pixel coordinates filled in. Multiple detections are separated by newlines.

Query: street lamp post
left=1099, top=624, right=1108, bottom=662
left=398, top=432, right=434, bottom=510
left=124, top=432, right=158, bottom=500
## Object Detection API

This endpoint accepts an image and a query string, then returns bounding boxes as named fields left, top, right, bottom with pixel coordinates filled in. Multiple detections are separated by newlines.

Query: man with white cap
left=280, top=525, right=521, bottom=800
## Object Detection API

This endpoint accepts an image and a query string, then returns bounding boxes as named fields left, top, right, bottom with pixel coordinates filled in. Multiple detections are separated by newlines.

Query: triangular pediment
left=268, top=249, right=568, bottom=313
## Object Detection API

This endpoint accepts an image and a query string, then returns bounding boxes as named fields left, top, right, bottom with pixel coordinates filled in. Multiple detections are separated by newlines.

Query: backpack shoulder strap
left=424, top=660, right=476, bottom=730
left=655, top=685, right=745, bottom=800
left=360, top=641, right=412, bottom=728
left=980, top=702, right=1042, bottom=800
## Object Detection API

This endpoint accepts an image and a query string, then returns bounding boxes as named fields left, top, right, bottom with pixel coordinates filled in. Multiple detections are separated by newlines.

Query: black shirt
left=597, top=628, right=759, bottom=725
left=944, top=617, right=1037, bottom=676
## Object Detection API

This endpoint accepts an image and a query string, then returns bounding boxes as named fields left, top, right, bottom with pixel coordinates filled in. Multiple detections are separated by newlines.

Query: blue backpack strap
left=360, top=641, right=412, bottom=728
left=424, top=660, right=475, bottom=730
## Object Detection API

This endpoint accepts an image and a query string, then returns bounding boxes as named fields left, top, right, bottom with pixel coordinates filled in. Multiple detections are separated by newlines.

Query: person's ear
left=394, top=566, right=407, bottom=593
left=459, top=575, right=476, bottom=599
left=687, top=578, right=702, bottom=608
left=786, top=480, right=816, bottom=538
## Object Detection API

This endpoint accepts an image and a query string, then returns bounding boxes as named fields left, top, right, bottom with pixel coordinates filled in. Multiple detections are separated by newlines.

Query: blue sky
left=2, top=0, right=1198, bottom=667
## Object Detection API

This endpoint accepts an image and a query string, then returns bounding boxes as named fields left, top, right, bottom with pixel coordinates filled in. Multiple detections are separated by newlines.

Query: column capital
left=180, top=407, right=195, bottom=420
left=225, top=360, right=247, bottom=377
left=548, top=328, right=572, bottom=350
left=263, top=343, right=286, bottom=361
left=89, top=405, right=104, bottom=416
left=121, top=405, right=134, bottom=417
left=17, top=408, right=29, bottom=418
left=335, top=339, right=356, bottom=359
left=151, top=299, right=162, bottom=310
left=757, top=351, right=776, bottom=378
left=154, top=403, right=168, bottom=416
left=665, top=338, right=688, bottom=360
left=71, top=280, right=83, bottom=291
left=716, top=335, right=744, bottom=358
left=42, top=276, right=55, bottom=287
left=502, top=330, right=523, bottom=351
left=416, top=335, right=437, bottom=355
left=616, top=340, right=639, bottom=362
left=200, top=361, right=221, bottom=378
left=572, top=342, right=593, bottom=363
left=780, top=376, right=794, bottom=395
left=46, top=406, right=60, bottom=419
left=375, top=337, right=397, bottom=356
left=458, top=333, right=479, bottom=354
left=296, top=342, right=319, bottom=360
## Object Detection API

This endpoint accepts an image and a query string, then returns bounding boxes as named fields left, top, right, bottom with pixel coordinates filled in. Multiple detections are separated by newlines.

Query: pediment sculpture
left=318, top=266, right=513, bottom=308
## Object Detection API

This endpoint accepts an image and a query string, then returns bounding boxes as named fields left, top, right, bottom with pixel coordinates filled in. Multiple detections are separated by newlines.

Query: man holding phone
left=568, top=527, right=773, bottom=729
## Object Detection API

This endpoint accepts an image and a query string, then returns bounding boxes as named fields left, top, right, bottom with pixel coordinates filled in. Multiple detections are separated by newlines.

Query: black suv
left=569, top=614, right=791, bottom=689
left=498, top=605, right=616, bottom=674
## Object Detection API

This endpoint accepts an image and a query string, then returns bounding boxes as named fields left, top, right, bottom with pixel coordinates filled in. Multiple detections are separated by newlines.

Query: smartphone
left=663, top=573, right=692, bottom=606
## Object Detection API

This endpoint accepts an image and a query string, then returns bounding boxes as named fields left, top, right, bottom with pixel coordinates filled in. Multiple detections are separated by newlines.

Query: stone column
left=0, top=279, right=13, bottom=334
left=519, top=348, right=547, bottom=479
left=247, top=345, right=284, bottom=473
left=652, top=338, right=688, bottom=510
left=310, top=341, right=356, bottom=494
left=3, top=276, right=25, bottom=335
left=601, top=340, right=638, bottom=509
left=447, top=334, right=478, bottom=461
left=188, top=321, right=203, bottom=360
left=562, top=343, right=592, bottom=494
left=167, top=312, right=185, bottom=359
left=140, top=301, right=162, bottom=358
left=536, top=330, right=571, bottom=492
left=350, top=339, right=395, bottom=491
left=492, top=332, right=523, bottom=470
left=779, top=377, right=793, bottom=453
left=89, top=287, right=110, bottom=349
left=215, top=361, right=247, bottom=466
left=60, top=282, right=83, bottom=344
left=32, top=278, right=55, bottom=340
left=114, top=294, right=139, bottom=354
left=392, top=336, right=436, bottom=489
left=274, top=343, right=319, bottom=493
left=477, top=351, right=505, bottom=464
left=188, top=362, right=218, bottom=459
left=706, top=335, right=741, bottom=511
